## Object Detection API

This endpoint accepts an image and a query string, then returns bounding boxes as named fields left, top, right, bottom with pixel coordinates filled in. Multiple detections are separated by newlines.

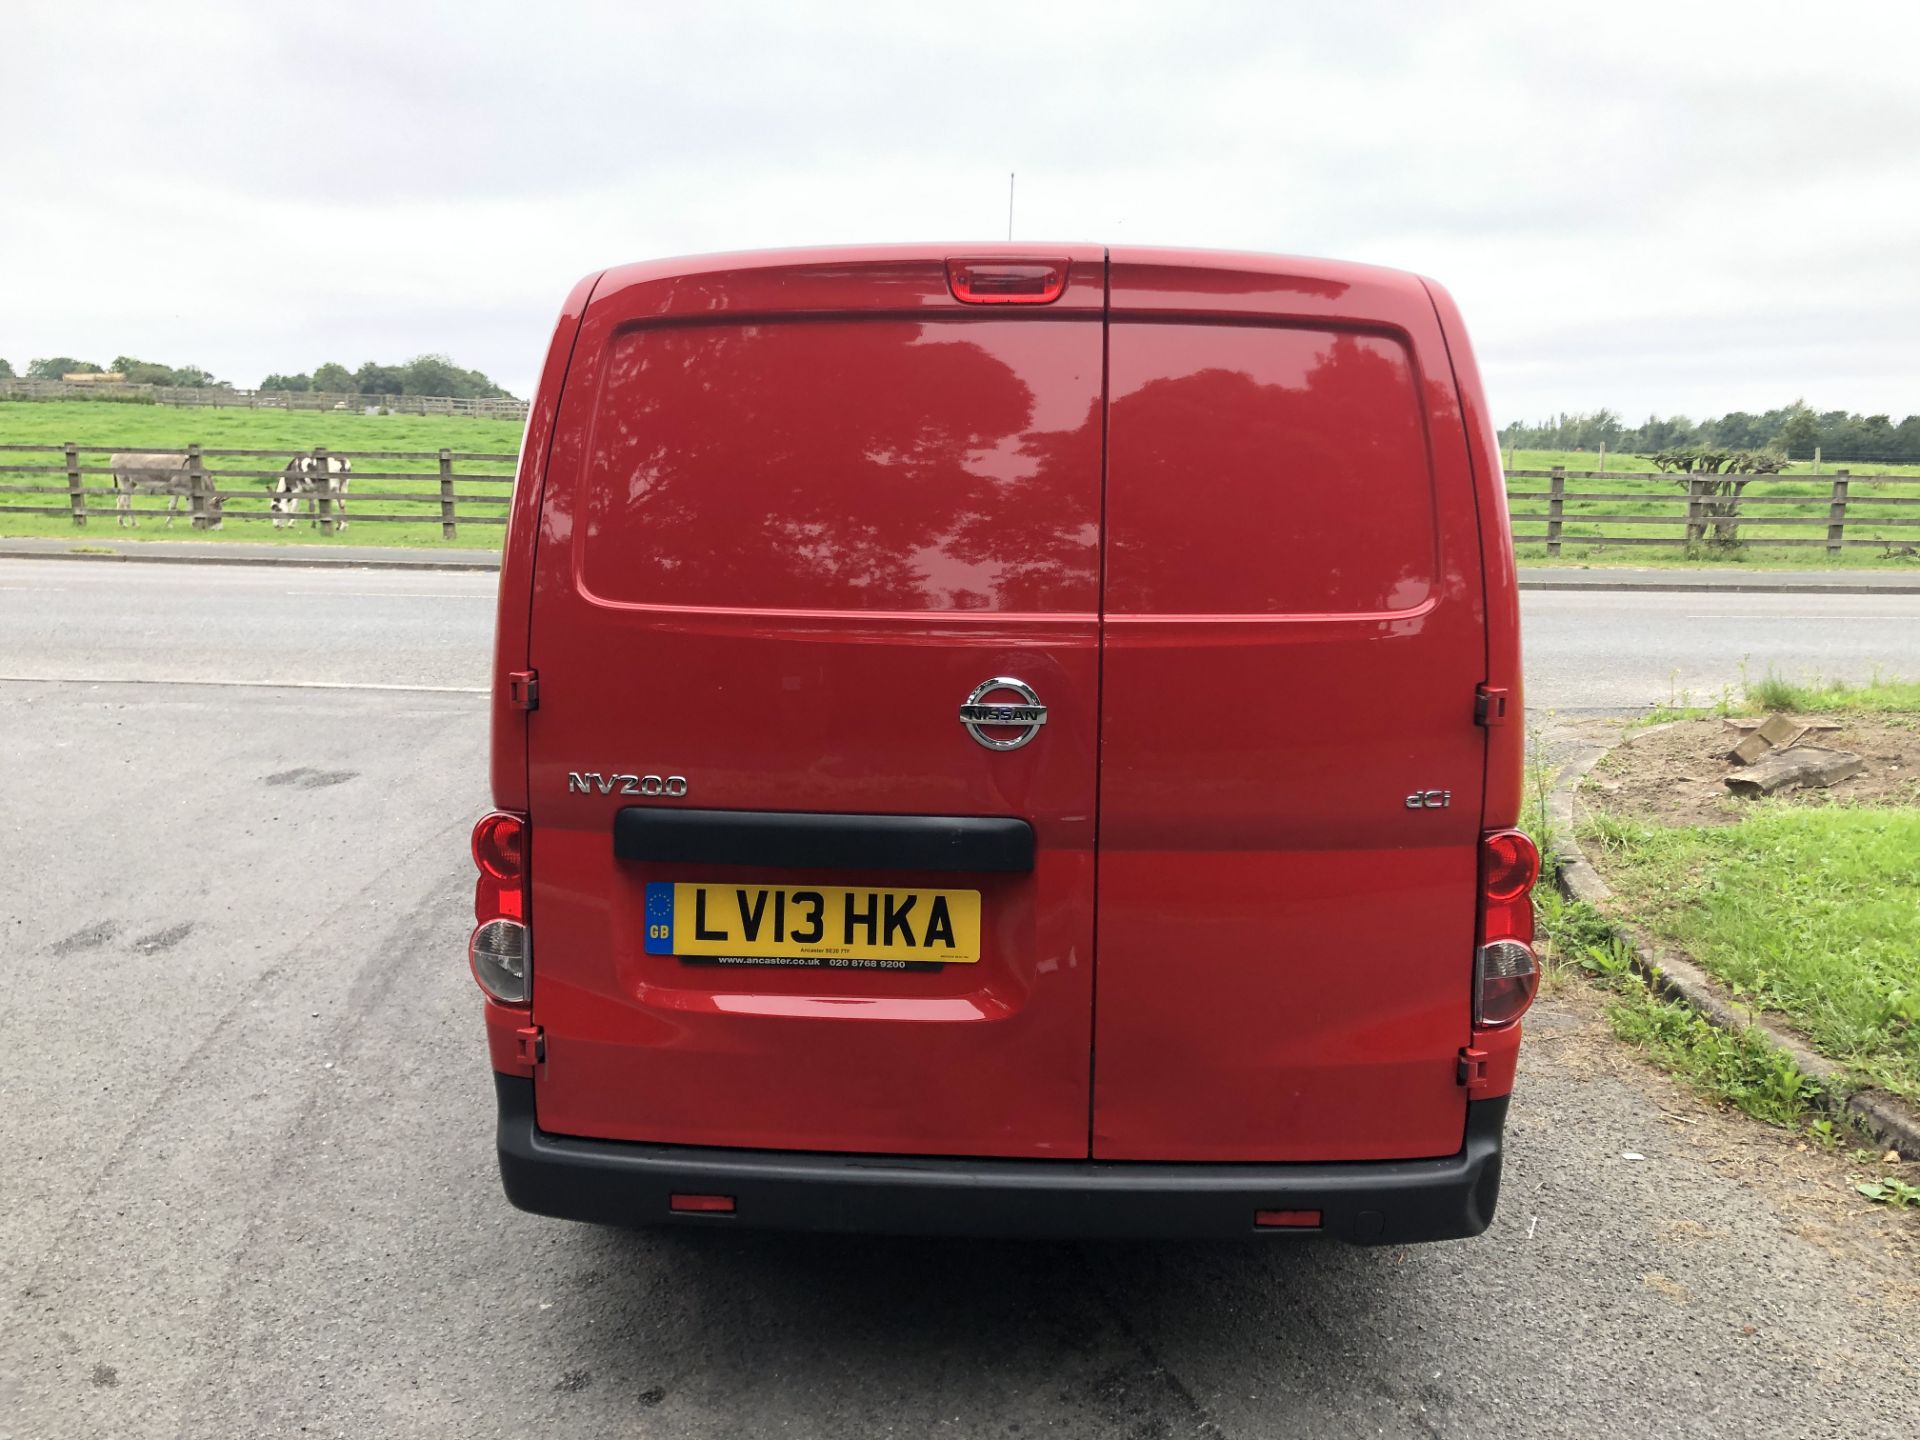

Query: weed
left=1579, top=936, right=1638, bottom=980
left=1605, top=993, right=1822, bottom=1127
left=1522, top=718, right=1560, bottom=880
left=1855, top=1177, right=1920, bottom=1208
left=1746, top=665, right=1806, bottom=712
left=1533, top=890, right=1615, bottom=980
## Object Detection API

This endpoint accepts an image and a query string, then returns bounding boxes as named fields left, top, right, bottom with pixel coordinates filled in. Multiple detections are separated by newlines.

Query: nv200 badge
left=567, top=772, right=688, bottom=797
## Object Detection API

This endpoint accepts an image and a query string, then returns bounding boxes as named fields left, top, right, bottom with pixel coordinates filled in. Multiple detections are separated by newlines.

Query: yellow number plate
left=644, top=883, right=981, bottom=964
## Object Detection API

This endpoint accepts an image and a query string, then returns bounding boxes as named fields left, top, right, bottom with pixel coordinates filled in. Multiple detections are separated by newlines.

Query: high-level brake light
left=945, top=258, right=1069, bottom=305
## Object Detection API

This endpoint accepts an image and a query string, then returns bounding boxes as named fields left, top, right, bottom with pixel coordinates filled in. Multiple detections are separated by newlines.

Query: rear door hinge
left=514, top=1024, right=546, bottom=1067
left=1457, top=1046, right=1490, bottom=1090
left=1474, top=685, right=1510, bottom=726
left=508, top=669, right=540, bottom=711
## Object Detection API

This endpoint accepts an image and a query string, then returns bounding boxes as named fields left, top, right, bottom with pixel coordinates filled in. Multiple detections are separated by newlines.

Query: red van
left=469, top=245, right=1535, bottom=1243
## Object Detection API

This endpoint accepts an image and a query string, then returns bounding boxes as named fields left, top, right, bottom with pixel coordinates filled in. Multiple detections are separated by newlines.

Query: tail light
left=470, top=811, right=529, bottom=1004
left=1475, top=828, right=1539, bottom=1028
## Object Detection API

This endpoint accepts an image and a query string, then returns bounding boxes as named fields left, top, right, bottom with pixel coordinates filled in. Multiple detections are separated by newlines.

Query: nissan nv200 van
left=468, top=245, right=1534, bottom=1243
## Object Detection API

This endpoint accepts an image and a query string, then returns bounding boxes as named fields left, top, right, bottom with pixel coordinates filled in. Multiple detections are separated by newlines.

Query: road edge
left=1547, top=725, right=1920, bottom=1160
left=1520, top=577, right=1917, bottom=596
left=0, top=545, right=497, bottom=574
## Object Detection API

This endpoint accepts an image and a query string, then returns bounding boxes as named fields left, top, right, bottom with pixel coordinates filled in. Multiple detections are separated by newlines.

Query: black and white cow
left=271, top=454, right=352, bottom=530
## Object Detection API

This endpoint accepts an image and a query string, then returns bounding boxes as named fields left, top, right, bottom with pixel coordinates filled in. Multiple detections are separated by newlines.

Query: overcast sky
left=5, top=1, right=1916, bottom=423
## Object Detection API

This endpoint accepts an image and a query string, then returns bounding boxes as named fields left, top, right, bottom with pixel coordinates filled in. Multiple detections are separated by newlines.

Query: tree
left=311, top=362, right=353, bottom=393
left=1773, top=401, right=1817, bottom=458
left=353, top=362, right=407, bottom=396
left=1503, top=402, right=1919, bottom=462
left=261, top=372, right=312, bottom=392
left=1650, top=448, right=1787, bottom=547
left=169, top=366, right=219, bottom=388
left=113, top=356, right=177, bottom=385
left=1706, top=411, right=1770, bottom=449
left=27, top=356, right=101, bottom=379
left=0, top=357, right=14, bottom=379
left=399, top=353, right=463, bottom=397
left=398, top=352, right=515, bottom=400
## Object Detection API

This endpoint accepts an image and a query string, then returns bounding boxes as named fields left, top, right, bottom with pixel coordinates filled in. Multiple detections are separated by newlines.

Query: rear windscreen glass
left=1105, top=324, right=1437, bottom=616
left=576, top=318, right=1102, bottom=614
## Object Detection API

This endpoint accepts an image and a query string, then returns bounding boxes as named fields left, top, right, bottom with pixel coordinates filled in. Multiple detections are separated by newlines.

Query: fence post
left=65, top=442, right=85, bottom=527
left=1826, top=470, right=1850, bottom=559
left=439, top=448, right=456, bottom=540
left=1546, top=466, right=1566, bottom=557
left=1685, top=477, right=1705, bottom=545
left=314, top=445, right=334, bottom=535
left=187, top=444, right=209, bottom=530
left=1812, top=446, right=1822, bottom=475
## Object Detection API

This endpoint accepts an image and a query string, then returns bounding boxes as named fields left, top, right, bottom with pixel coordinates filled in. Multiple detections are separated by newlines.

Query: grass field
left=5, top=401, right=1918, bottom=564
left=1503, top=447, right=1920, bottom=570
left=0, top=401, right=522, bottom=548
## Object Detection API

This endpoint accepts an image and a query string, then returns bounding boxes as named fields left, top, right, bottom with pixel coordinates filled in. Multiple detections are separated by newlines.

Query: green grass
left=1630, top=667, right=1920, bottom=725
left=1604, top=987, right=1827, bottom=1125
left=0, top=399, right=524, bottom=452
left=1580, top=806, right=1920, bottom=1100
left=1740, top=670, right=1920, bottom=715
left=0, top=400, right=520, bottom=549
left=1535, top=891, right=1833, bottom=1128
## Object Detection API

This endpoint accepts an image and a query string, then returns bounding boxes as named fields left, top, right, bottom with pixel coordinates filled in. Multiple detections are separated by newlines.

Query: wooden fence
left=1506, top=468, right=1920, bottom=557
left=0, top=444, right=518, bottom=539
left=0, top=376, right=528, bottom=421
left=8, top=446, right=1920, bottom=553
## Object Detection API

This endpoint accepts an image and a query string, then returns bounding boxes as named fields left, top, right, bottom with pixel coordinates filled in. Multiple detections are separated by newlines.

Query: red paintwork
left=483, top=244, right=1527, bottom=1164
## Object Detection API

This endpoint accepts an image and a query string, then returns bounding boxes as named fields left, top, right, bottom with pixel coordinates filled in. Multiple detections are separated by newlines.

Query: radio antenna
left=1007, top=172, right=1015, bottom=241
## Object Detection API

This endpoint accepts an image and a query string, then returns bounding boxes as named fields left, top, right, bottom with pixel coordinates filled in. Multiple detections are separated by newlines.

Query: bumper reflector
left=1254, top=1208, right=1322, bottom=1229
left=670, top=1193, right=737, bottom=1215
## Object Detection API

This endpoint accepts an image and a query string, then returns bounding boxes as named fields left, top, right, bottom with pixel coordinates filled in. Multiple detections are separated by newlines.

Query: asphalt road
left=6, top=558, right=1920, bottom=710
left=3, top=558, right=1917, bottom=1438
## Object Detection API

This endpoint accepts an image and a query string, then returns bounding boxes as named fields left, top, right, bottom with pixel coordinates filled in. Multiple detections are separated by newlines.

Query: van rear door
left=1090, top=252, right=1489, bottom=1162
left=524, top=248, right=1107, bottom=1158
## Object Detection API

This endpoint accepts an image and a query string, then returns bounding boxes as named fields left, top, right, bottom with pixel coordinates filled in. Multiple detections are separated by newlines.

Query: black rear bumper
left=494, top=1075, right=1509, bottom=1244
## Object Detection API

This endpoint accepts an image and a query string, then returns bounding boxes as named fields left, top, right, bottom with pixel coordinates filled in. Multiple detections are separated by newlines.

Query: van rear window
left=576, top=319, right=1102, bottom=614
left=1105, top=325, right=1437, bottom=616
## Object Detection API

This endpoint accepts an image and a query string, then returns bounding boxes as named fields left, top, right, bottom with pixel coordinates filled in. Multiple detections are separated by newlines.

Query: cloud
left=4, top=0, right=1915, bottom=420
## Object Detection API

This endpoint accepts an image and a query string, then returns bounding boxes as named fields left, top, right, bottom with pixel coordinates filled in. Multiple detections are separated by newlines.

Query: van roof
left=588, top=244, right=1436, bottom=305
